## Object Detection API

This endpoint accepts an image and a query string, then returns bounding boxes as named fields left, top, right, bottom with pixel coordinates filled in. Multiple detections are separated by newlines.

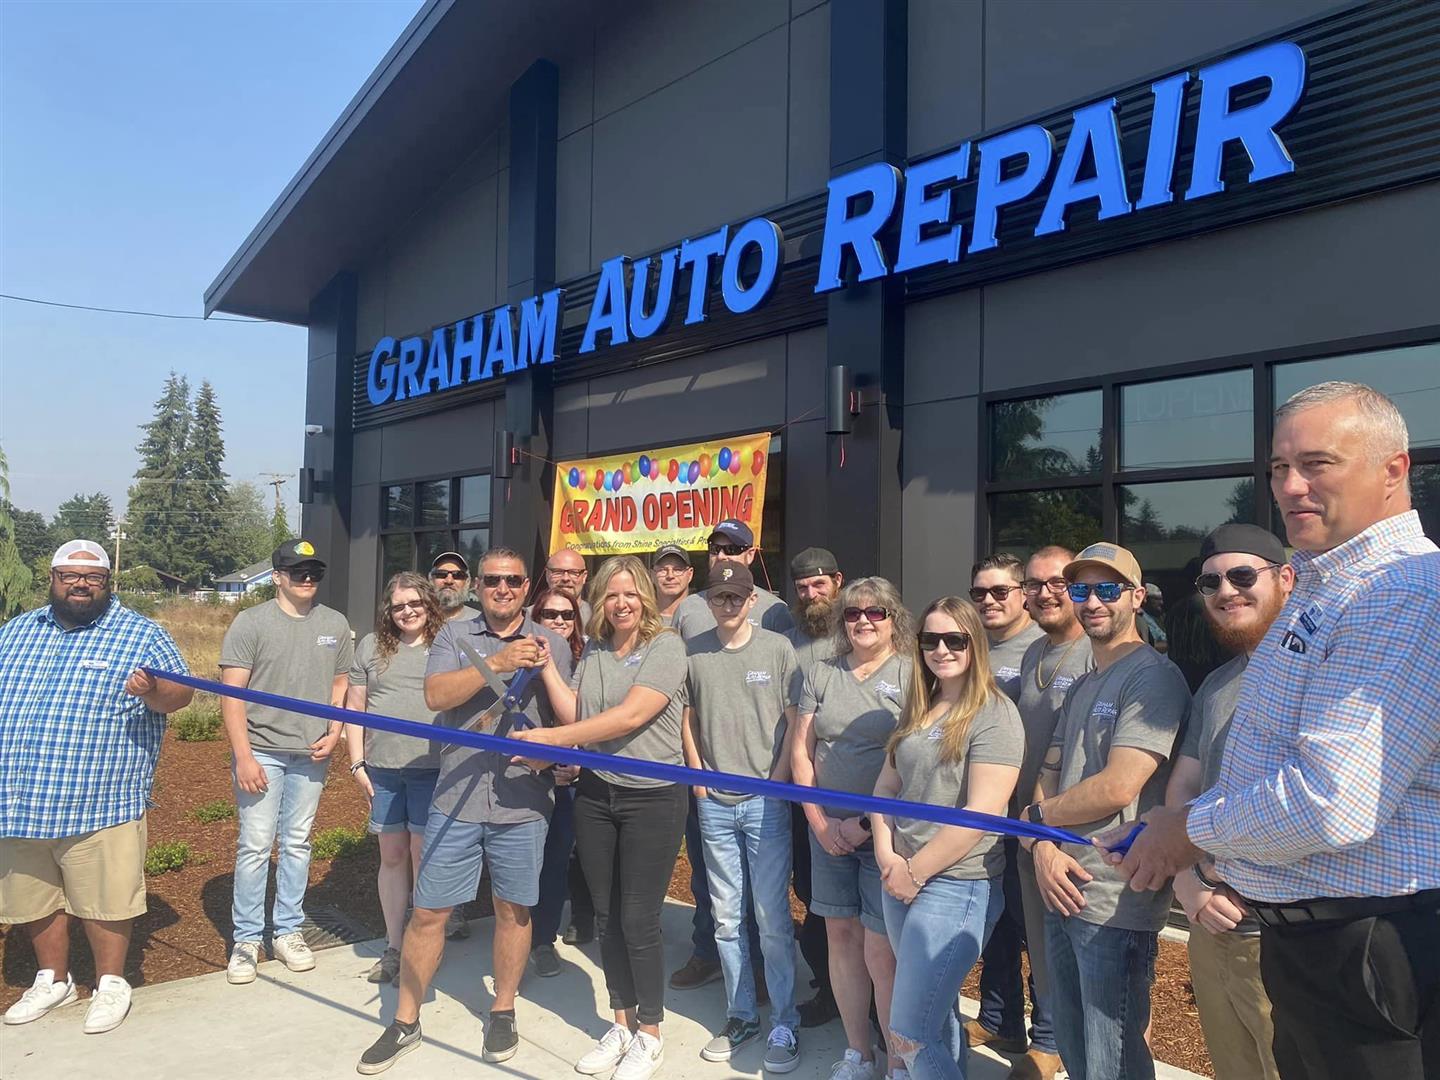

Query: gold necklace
left=1035, top=635, right=1081, bottom=690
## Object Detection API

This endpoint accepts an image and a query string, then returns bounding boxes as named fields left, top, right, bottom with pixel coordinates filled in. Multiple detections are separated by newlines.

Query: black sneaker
left=357, top=1020, right=422, bottom=1074
left=483, top=1009, right=519, bottom=1063
left=562, top=917, right=594, bottom=945
left=798, top=988, right=839, bottom=1029
left=700, top=1016, right=761, bottom=1062
left=531, top=943, right=562, bottom=978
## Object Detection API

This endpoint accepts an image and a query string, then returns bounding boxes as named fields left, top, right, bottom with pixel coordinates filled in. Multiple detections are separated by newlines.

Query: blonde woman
left=871, top=597, right=1023, bottom=1080
left=511, top=555, right=687, bottom=1080
left=791, top=576, right=914, bottom=1080
left=343, top=572, right=447, bottom=984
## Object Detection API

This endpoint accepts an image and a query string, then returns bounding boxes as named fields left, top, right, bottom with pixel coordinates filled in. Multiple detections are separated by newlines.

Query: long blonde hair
left=888, top=597, right=998, bottom=766
left=587, top=555, right=666, bottom=645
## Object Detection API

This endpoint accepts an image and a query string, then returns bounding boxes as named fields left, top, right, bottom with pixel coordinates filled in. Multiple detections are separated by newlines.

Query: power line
left=0, top=292, right=268, bottom=323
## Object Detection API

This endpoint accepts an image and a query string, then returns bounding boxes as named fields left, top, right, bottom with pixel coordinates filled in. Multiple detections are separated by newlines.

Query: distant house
left=213, top=559, right=273, bottom=601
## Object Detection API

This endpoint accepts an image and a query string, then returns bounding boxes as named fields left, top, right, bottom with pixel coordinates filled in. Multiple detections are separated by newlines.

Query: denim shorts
left=367, top=767, right=439, bottom=835
left=412, top=809, right=548, bottom=909
left=808, top=832, right=885, bottom=933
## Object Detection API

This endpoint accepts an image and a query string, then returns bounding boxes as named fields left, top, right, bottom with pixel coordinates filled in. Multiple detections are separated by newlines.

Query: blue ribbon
left=145, top=667, right=1094, bottom=848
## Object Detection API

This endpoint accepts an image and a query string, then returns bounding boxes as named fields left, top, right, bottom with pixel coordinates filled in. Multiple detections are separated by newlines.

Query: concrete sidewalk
left=0, top=900, right=1203, bottom=1079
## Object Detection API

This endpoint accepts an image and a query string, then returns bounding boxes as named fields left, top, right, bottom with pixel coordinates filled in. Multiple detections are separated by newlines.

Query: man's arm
left=425, top=637, right=540, bottom=711
left=1033, top=745, right=1164, bottom=827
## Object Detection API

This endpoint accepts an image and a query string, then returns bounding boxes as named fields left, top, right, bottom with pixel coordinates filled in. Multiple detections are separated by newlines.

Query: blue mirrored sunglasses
left=1067, top=581, right=1133, bottom=603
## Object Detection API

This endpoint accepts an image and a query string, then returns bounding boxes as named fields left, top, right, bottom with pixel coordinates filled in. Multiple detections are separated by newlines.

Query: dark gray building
left=205, top=0, right=1440, bottom=661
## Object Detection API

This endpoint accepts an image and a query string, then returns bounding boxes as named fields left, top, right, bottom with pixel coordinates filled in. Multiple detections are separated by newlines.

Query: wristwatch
left=1025, top=802, right=1045, bottom=824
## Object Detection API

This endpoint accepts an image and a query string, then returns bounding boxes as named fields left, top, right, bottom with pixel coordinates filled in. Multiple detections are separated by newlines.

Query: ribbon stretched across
left=144, top=668, right=1092, bottom=848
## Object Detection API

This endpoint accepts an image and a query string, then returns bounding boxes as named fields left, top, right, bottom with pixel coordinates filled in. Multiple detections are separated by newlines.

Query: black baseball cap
left=791, top=547, right=839, bottom=579
left=709, top=519, right=754, bottom=548
left=652, top=543, right=690, bottom=566
left=430, top=551, right=469, bottom=573
left=709, top=563, right=755, bottom=597
left=272, top=539, right=325, bottom=570
left=1199, top=524, right=1288, bottom=567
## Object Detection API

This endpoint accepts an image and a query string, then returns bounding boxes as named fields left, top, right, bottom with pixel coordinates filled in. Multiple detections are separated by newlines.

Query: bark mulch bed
left=1, top=747, right=1211, bottom=1076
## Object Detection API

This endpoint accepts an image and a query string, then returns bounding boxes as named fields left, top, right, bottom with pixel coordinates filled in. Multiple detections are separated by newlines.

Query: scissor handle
left=1105, top=822, right=1146, bottom=856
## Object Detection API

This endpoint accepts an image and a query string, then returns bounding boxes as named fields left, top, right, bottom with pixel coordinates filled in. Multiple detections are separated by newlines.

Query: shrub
left=190, top=799, right=235, bottom=824
left=312, top=826, right=369, bottom=861
left=144, top=840, right=192, bottom=875
left=172, top=696, right=223, bottom=741
left=236, top=584, right=275, bottom=611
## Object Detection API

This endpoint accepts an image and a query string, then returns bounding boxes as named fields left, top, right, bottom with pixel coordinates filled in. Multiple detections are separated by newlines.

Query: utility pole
left=109, top=521, right=128, bottom=580
left=261, top=473, right=289, bottom=515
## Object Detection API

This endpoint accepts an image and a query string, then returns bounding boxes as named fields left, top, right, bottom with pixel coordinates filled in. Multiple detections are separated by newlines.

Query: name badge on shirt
left=1279, top=601, right=1325, bottom=655
left=78, top=658, right=110, bottom=671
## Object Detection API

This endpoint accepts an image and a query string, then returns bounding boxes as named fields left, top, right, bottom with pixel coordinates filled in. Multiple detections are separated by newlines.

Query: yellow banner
left=549, top=433, right=771, bottom=556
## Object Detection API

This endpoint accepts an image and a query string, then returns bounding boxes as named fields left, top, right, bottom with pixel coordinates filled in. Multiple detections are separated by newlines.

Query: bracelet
left=1193, top=863, right=1223, bottom=890
left=349, top=760, right=368, bottom=774
left=904, top=858, right=925, bottom=890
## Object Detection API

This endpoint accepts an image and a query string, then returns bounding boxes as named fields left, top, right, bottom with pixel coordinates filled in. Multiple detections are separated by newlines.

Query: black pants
left=1260, top=901, right=1440, bottom=1079
left=790, top=802, right=830, bottom=994
left=574, top=771, right=687, bottom=1025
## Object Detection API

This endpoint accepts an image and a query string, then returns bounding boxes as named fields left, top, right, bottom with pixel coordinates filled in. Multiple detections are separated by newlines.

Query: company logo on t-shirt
left=1053, top=675, right=1076, bottom=692
left=623, top=650, right=644, bottom=667
left=316, top=635, right=339, bottom=648
left=745, top=670, right=772, bottom=686
left=1092, top=701, right=1119, bottom=720
left=996, top=665, right=1021, bottom=683
left=927, top=725, right=944, bottom=741
left=875, top=680, right=902, bottom=701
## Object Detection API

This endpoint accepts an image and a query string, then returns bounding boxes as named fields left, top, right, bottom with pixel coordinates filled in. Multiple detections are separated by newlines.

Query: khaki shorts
left=0, top=816, right=148, bottom=923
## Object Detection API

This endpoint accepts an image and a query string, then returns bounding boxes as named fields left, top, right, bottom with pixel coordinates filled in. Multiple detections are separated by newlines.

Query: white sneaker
left=613, top=1030, right=663, bottom=1080
left=227, top=941, right=261, bottom=984
left=828, top=1048, right=879, bottom=1080
left=575, top=1023, right=634, bottom=1074
left=3, top=969, right=79, bottom=1025
left=272, top=931, right=316, bottom=972
left=83, top=975, right=132, bottom=1034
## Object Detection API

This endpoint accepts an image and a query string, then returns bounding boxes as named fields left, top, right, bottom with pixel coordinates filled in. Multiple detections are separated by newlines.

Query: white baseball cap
left=51, top=539, right=112, bottom=571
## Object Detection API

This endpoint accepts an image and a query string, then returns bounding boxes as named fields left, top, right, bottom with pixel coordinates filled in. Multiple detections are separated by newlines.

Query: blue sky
left=0, top=0, right=422, bottom=520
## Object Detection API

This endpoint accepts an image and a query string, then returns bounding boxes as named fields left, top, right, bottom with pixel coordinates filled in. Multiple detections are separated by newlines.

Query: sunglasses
left=482, top=573, right=526, bottom=589
left=430, top=569, right=469, bottom=581
left=53, top=570, right=109, bottom=587
left=918, top=631, right=971, bottom=652
left=389, top=600, right=426, bottom=615
left=538, top=607, right=577, bottom=622
left=708, top=542, right=749, bottom=556
left=284, top=567, right=325, bottom=583
left=969, top=585, right=1020, bottom=603
left=1195, top=564, right=1282, bottom=596
left=842, top=606, right=891, bottom=623
left=1022, top=578, right=1069, bottom=597
left=1067, top=581, right=1132, bottom=603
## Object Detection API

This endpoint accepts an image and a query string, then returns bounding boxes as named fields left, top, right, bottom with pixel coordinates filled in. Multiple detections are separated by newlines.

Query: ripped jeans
left=882, top=874, right=1004, bottom=1080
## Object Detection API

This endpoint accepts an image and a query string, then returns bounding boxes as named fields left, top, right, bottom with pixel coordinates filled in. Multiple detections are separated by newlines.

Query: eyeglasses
left=284, top=567, right=325, bottom=583
left=842, top=606, right=891, bottom=623
left=430, top=569, right=468, bottom=581
left=537, top=607, right=577, bottom=622
left=389, top=600, right=426, bottom=615
left=547, top=567, right=585, bottom=579
left=1066, top=581, right=1132, bottom=603
left=969, top=585, right=1020, bottom=603
left=1022, top=578, right=1069, bottom=596
left=482, top=573, right=526, bottom=589
left=708, top=542, right=749, bottom=556
left=918, top=631, right=970, bottom=652
left=654, top=564, right=691, bottom=577
left=53, top=570, right=109, bottom=587
left=1195, top=564, right=1283, bottom=596
left=708, top=592, right=748, bottom=610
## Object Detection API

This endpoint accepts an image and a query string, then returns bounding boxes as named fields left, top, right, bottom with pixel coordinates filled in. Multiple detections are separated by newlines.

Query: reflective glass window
left=990, top=391, right=1102, bottom=482
left=418, top=481, right=450, bottom=526
left=989, top=488, right=1102, bottom=562
left=383, top=485, right=413, bottom=528
left=1121, top=370, right=1252, bottom=470
left=1273, top=343, right=1440, bottom=449
left=458, top=475, right=492, bottom=523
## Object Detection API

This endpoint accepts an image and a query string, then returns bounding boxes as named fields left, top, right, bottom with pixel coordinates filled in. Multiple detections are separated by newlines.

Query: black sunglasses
left=537, top=607, right=577, bottom=622
left=284, top=567, right=325, bottom=583
left=430, top=569, right=469, bottom=581
left=842, top=606, right=890, bottom=623
left=1195, top=564, right=1282, bottom=596
left=708, top=541, right=749, bottom=556
left=388, top=600, right=426, bottom=615
left=1067, top=581, right=1131, bottom=603
left=969, top=585, right=1020, bottom=603
left=482, top=573, right=526, bottom=589
left=918, top=631, right=971, bottom=652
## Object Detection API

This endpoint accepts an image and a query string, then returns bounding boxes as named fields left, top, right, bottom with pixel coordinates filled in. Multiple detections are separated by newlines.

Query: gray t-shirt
left=1051, top=645, right=1190, bottom=931
left=575, top=630, right=688, bottom=788
left=687, top=628, right=798, bottom=805
left=673, top=586, right=795, bottom=640
left=891, top=693, right=1024, bottom=880
left=785, top=625, right=839, bottom=704
left=425, top=615, right=572, bottom=824
left=220, top=599, right=354, bottom=753
left=799, top=653, right=912, bottom=817
left=988, top=622, right=1044, bottom=702
left=1014, top=634, right=1095, bottom=809
left=349, top=634, right=441, bottom=770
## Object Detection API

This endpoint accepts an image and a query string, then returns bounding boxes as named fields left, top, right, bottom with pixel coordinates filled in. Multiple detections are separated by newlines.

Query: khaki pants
left=1187, top=927, right=1280, bottom=1080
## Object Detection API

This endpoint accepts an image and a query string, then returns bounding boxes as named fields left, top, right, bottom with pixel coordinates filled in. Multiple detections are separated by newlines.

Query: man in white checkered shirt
left=0, top=540, right=193, bottom=1035
left=1102, top=382, right=1440, bottom=1079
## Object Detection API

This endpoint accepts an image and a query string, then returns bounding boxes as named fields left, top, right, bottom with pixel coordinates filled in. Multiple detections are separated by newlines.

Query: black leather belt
left=1245, top=888, right=1440, bottom=928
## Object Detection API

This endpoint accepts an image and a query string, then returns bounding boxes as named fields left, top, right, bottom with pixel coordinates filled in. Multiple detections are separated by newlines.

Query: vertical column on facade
left=825, top=0, right=907, bottom=583
left=302, top=272, right=358, bottom=610
left=496, top=59, right=560, bottom=570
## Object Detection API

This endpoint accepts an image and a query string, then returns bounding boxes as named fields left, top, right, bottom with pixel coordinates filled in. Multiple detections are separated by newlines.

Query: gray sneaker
left=763, top=1025, right=800, bottom=1073
left=701, top=1017, right=761, bottom=1062
left=366, top=946, right=401, bottom=984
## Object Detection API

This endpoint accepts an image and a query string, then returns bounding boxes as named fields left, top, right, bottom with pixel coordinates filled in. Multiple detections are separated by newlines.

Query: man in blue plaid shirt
left=0, top=540, right=192, bottom=1036
left=1104, top=382, right=1440, bottom=1080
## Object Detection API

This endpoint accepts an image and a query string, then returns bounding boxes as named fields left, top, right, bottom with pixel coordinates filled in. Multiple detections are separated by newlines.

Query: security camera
left=304, top=424, right=325, bottom=437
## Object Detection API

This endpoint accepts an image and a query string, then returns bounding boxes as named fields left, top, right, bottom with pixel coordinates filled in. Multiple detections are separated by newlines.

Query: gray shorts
left=412, top=809, right=547, bottom=909
left=808, top=832, right=885, bottom=934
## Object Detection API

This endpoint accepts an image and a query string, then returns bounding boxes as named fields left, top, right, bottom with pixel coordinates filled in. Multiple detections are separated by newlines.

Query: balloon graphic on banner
left=601, top=471, right=611, bottom=492
left=613, top=469, right=625, bottom=491
left=577, top=470, right=587, bottom=489
left=752, top=450, right=765, bottom=475
left=688, top=461, right=700, bottom=483
left=638, top=455, right=650, bottom=480
left=623, top=462, right=633, bottom=484
left=667, top=459, right=679, bottom=482
left=709, top=456, right=720, bottom=477
left=698, top=453, right=710, bottom=476
left=729, top=455, right=741, bottom=474
left=568, top=467, right=580, bottom=489
left=718, top=447, right=732, bottom=471
left=595, top=468, right=605, bottom=490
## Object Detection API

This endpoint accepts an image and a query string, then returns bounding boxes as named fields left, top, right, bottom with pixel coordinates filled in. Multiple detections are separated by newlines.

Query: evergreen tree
left=2, top=500, right=53, bottom=566
left=0, top=448, right=32, bottom=621
left=271, top=499, right=292, bottom=550
left=52, top=492, right=116, bottom=543
left=183, top=380, right=230, bottom=581
left=127, top=373, right=193, bottom=581
left=222, top=481, right=274, bottom=567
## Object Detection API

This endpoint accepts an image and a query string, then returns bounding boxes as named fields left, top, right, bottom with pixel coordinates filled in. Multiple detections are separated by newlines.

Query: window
left=1121, top=370, right=1252, bottom=469
left=379, top=474, right=491, bottom=586
left=990, top=390, right=1102, bottom=481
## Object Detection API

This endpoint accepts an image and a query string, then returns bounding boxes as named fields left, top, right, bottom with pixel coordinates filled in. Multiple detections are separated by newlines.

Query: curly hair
left=833, top=576, right=915, bottom=659
left=530, top=586, right=585, bottom=663
left=587, top=555, right=666, bottom=645
left=374, top=571, right=445, bottom=669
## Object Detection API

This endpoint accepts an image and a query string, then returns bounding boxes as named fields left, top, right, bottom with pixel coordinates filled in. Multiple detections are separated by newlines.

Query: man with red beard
left=1165, top=525, right=1292, bottom=1080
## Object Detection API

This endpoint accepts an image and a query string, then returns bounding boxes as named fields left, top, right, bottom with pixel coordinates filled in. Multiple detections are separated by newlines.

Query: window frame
left=378, top=472, right=493, bottom=588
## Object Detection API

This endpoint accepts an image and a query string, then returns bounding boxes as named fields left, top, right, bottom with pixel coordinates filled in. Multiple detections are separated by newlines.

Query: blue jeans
left=884, top=875, right=1004, bottom=1080
left=412, top=811, right=547, bottom=909
left=697, top=796, right=800, bottom=1029
left=231, top=750, right=329, bottom=943
left=532, top=782, right=576, bottom=945
left=366, top=766, right=439, bottom=834
left=686, top=791, right=761, bottom=963
left=1045, top=912, right=1159, bottom=1080
left=977, top=846, right=1056, bottom=1051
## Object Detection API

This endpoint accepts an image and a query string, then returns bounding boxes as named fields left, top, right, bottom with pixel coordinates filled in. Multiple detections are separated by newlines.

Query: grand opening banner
left=549, top=433, right=770, bottom=556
